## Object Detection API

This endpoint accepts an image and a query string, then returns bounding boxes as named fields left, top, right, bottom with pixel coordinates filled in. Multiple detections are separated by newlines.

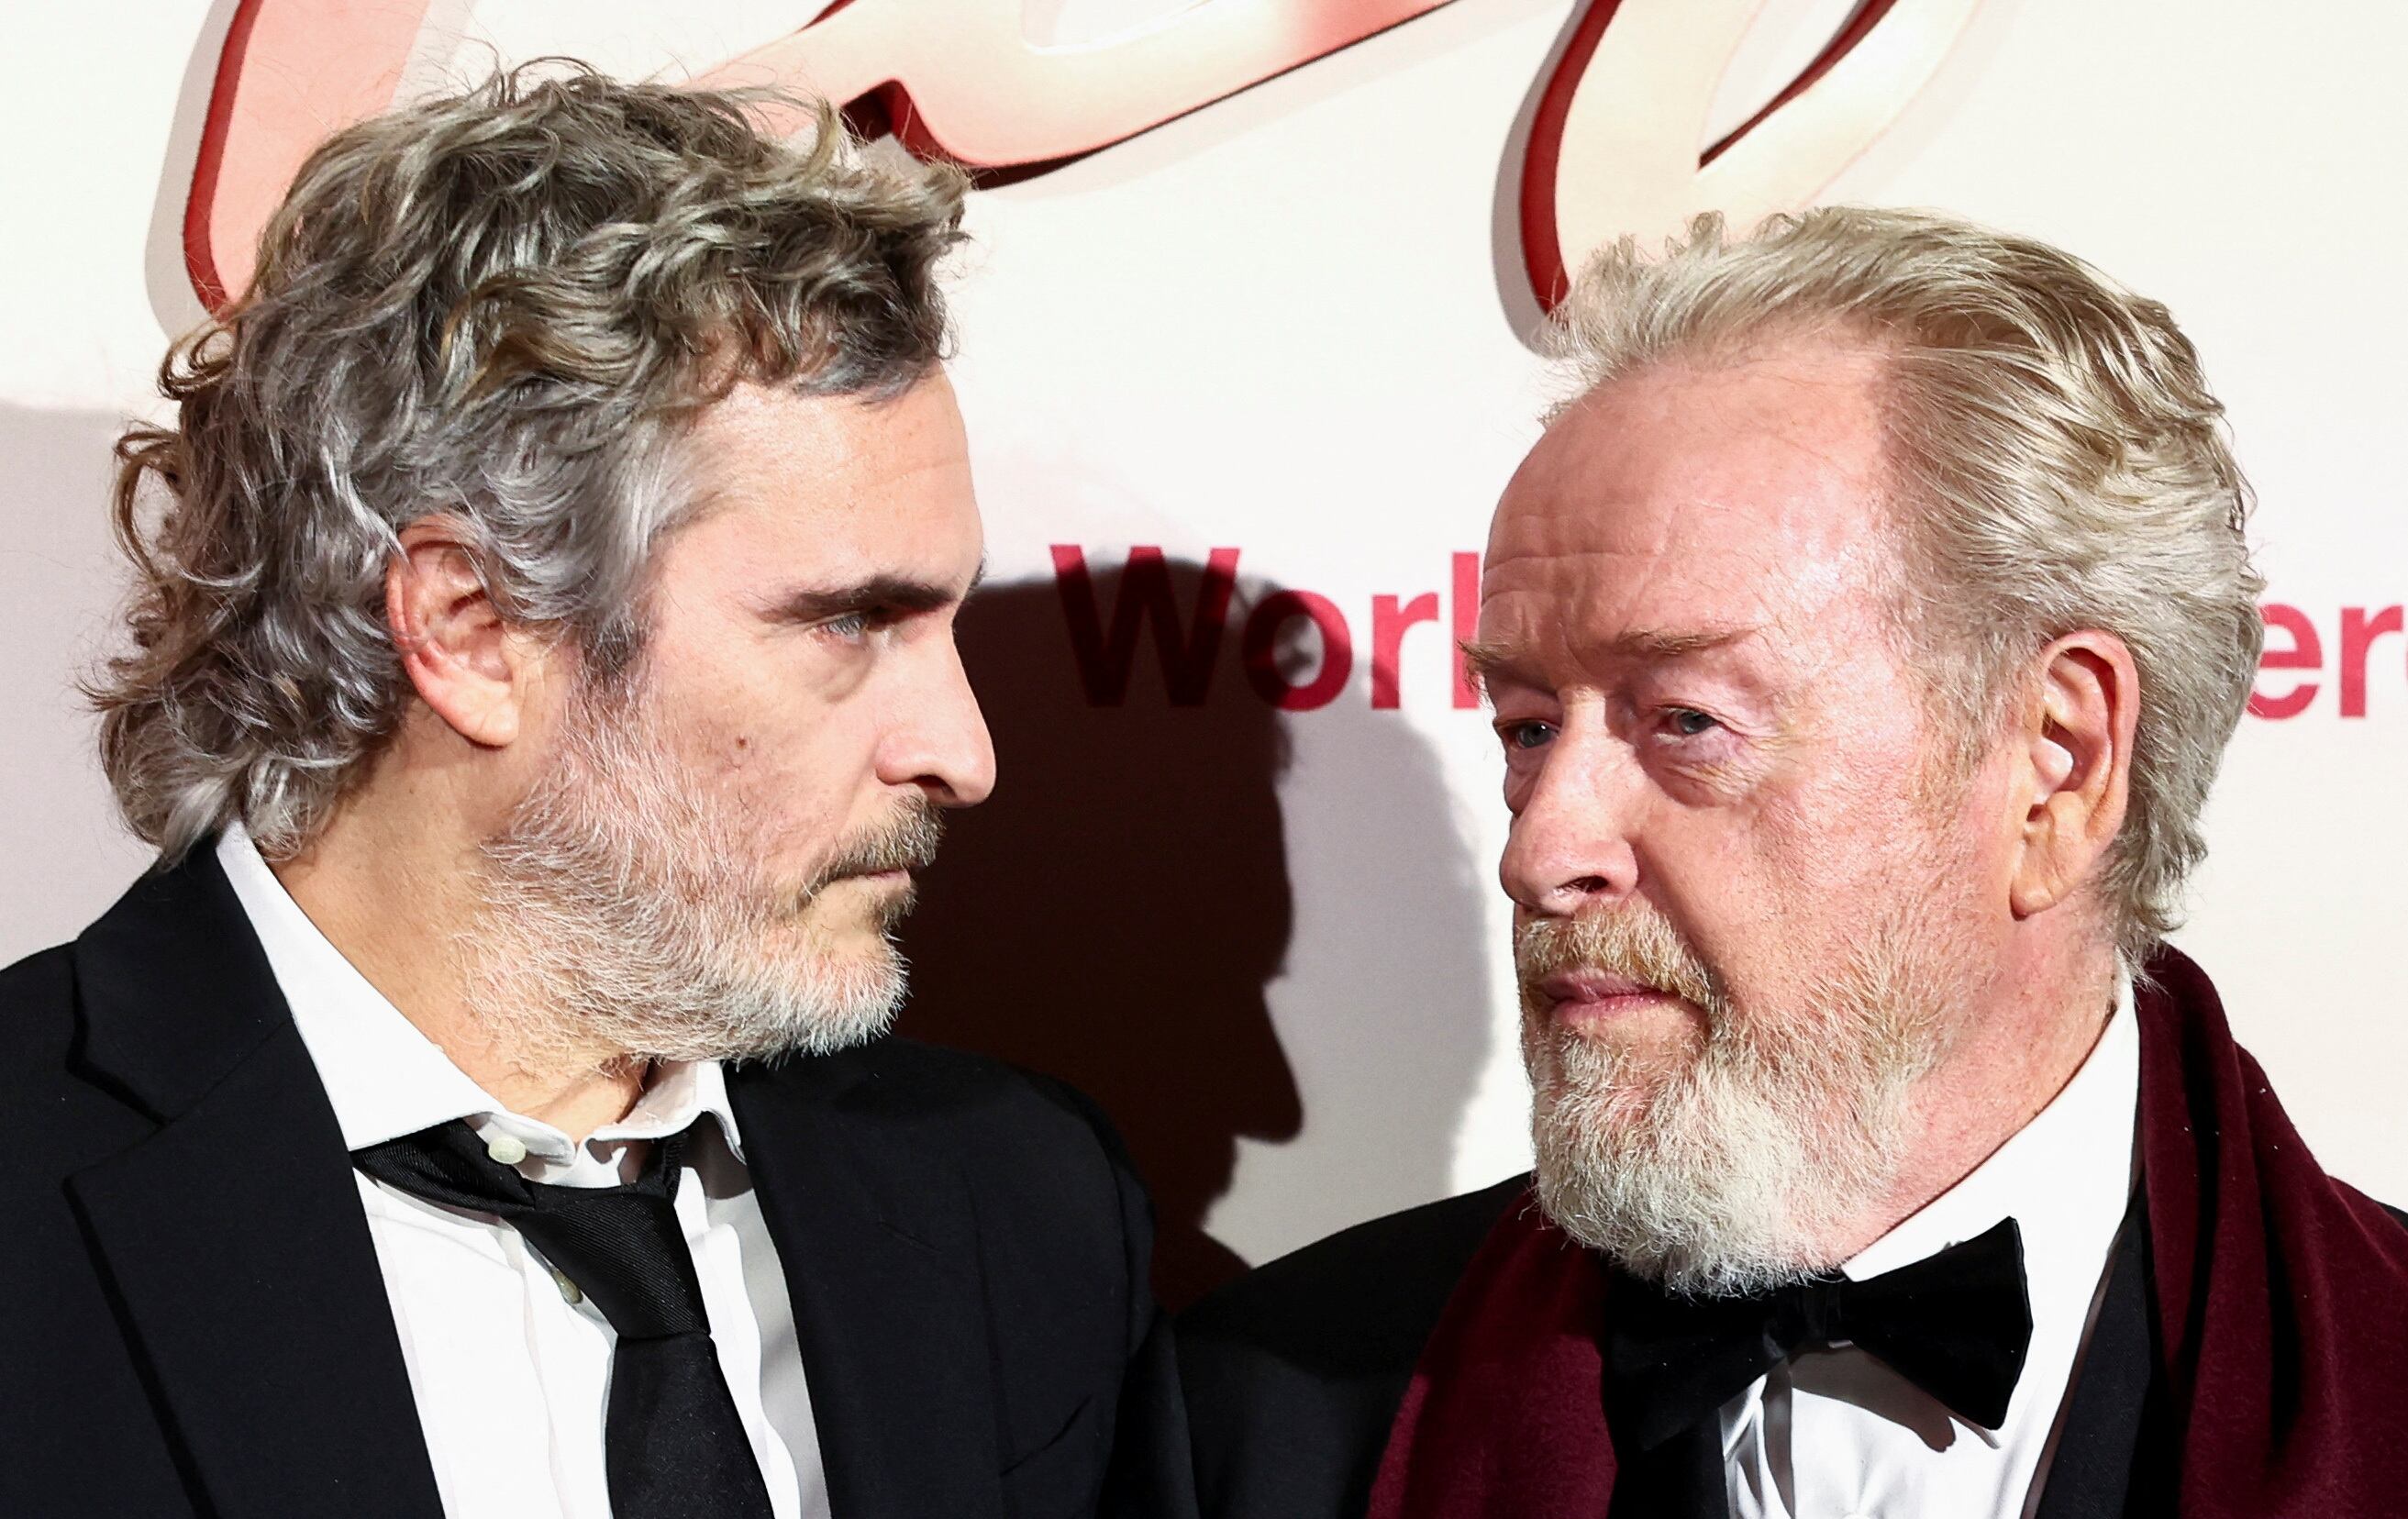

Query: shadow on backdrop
left=901, top=563, right=1302, bottom=1309
left=901, top=555, right=1496, bottom=1309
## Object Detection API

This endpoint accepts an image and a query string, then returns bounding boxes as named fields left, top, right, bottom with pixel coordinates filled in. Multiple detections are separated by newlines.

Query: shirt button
left=552, top=1269, right=583, bottom=1305
left=484, top=1133, right=528, bottom=1167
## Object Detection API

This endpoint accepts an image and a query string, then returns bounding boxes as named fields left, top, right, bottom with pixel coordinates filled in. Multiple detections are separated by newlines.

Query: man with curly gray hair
left=0, top=65, right=1179, bottom=1519
left=1181, top=208, right=2408, bottom=1519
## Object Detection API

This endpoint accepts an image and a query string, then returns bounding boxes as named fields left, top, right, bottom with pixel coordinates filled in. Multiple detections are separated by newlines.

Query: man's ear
left=2007, top=632, right=2139, bottom=919
left=385, top=516, right=531, bottom=748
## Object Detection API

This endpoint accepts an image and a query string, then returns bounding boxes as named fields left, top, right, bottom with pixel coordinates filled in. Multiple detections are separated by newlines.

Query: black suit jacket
left=0, top=847, right=1187, bottom=1519
left=1177, top=1177, right=2172, bottom=1519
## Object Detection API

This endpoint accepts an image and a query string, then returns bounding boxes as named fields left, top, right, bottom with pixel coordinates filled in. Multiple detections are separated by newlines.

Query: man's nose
left=1498, top=736, right=1640, bottom=916
left=882, top=638, right=996, bottom=807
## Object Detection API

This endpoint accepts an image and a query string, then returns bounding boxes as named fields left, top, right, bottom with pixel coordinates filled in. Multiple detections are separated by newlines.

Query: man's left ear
left=2008, top=632, right=2139, bottom=918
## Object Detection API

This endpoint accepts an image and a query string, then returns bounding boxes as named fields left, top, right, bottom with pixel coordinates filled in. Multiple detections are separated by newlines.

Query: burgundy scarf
left=1367, top=948, right=2408, bottom=1518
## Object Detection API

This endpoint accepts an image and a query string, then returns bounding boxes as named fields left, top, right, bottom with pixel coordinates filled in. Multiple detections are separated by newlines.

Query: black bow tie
left=1603, top=1216, right=2034, bottom=1451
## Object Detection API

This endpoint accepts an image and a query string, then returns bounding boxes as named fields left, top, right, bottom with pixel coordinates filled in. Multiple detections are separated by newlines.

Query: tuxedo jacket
left=0, top=848, right=1188, bottom=1519
left=1180, top=1176, right=2203, bottom=1519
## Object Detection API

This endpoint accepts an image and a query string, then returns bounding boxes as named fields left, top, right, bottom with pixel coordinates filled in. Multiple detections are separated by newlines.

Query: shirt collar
left=214, top=825, right=744, bottom=1165
left=1714, top=979, right=2139, bottom=1460
left=587, top=1055, right=747, bottom=1165
left=1841, top=973, right=2140, bottom=1292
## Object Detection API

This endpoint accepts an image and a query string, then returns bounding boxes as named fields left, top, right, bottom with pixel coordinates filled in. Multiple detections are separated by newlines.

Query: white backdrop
left=5, top=0, right=2402, bottom=1295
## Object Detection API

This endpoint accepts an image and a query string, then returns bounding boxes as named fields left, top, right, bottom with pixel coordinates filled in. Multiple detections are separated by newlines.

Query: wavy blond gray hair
left=1552, top=207, right=2264, bottom=963
left=94, top=62, right=966, bottom=862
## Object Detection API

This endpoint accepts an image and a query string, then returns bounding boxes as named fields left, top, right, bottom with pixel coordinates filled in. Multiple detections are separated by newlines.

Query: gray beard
left=458, top=695, right=913, bottom=1077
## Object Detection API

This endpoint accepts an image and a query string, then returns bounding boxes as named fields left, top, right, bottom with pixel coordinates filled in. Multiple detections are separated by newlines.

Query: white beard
left=1522, top=904, right=1965, bottom=1297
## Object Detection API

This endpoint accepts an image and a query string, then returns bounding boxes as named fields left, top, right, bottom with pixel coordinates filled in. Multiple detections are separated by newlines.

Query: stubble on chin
left=457, top=692, right=931, bottom=1073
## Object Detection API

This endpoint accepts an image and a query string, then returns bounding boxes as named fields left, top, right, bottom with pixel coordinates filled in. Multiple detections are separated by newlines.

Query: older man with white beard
left=1178, top=207, right=2408, bottom=1519
left=0, top=66, right=1179, bottom=1519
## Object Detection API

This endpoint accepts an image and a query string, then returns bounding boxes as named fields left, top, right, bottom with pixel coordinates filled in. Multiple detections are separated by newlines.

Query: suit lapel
left=730, top=1058, right=1005, bottom=1519
left=65, top=851, right=444, bottom=1519
left=2033, top=1192, right=2156, bottom=1519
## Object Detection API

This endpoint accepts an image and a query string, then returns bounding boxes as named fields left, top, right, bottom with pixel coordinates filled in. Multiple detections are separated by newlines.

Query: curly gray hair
left=1553, top=207, right=2265, bottom=965
left=94, top=62, right=967, bottom=862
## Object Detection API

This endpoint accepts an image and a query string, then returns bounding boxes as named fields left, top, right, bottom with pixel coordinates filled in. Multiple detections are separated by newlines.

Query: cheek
left=679, top=721, right=838, bottom=846
left=1767, top=704, right=1950, bottom=874
left=1643, top=773, right=1932, bottom=986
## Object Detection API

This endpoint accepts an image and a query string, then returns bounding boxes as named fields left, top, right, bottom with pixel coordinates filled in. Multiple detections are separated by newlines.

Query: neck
left=270, top=771, right=647, bottom=1145
left=1820, top=931, right=2120, bottom=1264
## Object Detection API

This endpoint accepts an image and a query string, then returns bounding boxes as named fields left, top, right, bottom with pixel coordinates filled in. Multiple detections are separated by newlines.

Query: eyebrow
left=1459, top=625, right=1760, bottom=689
left=1607, top=626, right=1759, bottom=659
left=766, top=567, right=977, bottom=625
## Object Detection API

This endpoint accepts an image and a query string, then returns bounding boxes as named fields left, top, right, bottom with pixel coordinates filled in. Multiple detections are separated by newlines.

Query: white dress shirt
left=1722, top=984, right=2140, bottom=1519
left=216, top=826, right=830, bottom=1519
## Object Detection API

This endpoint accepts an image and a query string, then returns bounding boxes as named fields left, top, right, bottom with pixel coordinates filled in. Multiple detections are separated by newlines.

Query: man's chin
left=1532, top=1011, right=1697, bottom=1080
left=655, top=963, right=905, bottom=1065
left=793, top=873, right=918, bottom=936
left=1526, top=1032, right=1703, bottom=1150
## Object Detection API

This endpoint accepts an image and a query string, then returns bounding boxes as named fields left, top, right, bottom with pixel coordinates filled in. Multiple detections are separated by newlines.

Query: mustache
left=806, top=797, right=945, bottom=894
left=1516, top=904, right=1719, bottom=1011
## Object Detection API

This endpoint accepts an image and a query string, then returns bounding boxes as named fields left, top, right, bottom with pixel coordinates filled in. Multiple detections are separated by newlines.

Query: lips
left=829, top=846, right=936, bottom=881
left=1533, top=969, right=1697, bottom=1030
left=1539, top=968, right=1664, bottom=1003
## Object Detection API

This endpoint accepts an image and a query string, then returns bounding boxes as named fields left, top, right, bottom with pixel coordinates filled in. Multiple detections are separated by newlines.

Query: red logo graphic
left=2249, top=604, right=2408, bottom=721
left=183, top=7, right=2358, bottom=723
left=184, top=0, right=1981, bottom=312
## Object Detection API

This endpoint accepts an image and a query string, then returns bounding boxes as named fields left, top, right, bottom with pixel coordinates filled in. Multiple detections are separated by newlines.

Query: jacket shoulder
left=0, top=944, right=83, bottom=1103
left=0, top=940, right=75, bottom=1014
left=744, top=1034, right=1165, bottom=1488
left=743, top=1035, right=1149, bottom=1286
left=1182, top=1175, right=1529, bottom=1373
left=1174, top=1177, right=1528, bottom=1519
left=798, top=1033, right=1126, bottom=1162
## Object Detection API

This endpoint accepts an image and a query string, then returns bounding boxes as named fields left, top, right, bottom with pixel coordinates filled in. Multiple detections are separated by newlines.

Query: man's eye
left=1664, top=707, right=1720, bottom=737
left=818, top=611, right=876, bottom=641
left=1499, top=720, right=1557, bottom=751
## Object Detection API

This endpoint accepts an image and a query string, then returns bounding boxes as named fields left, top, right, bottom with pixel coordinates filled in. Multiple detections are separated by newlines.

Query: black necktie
left=354, top=1119, right=777, bottom=1519
left=1604, top=1215, right=2035, bottom=1454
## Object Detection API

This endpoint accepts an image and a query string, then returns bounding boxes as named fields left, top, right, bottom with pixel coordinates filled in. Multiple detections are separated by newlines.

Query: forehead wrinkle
left=1486, top=383, right=1902, bottom=693
left=1489, top=489, right=1889, bottom=641
left=1464, top=617, right=1772, bottom=700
